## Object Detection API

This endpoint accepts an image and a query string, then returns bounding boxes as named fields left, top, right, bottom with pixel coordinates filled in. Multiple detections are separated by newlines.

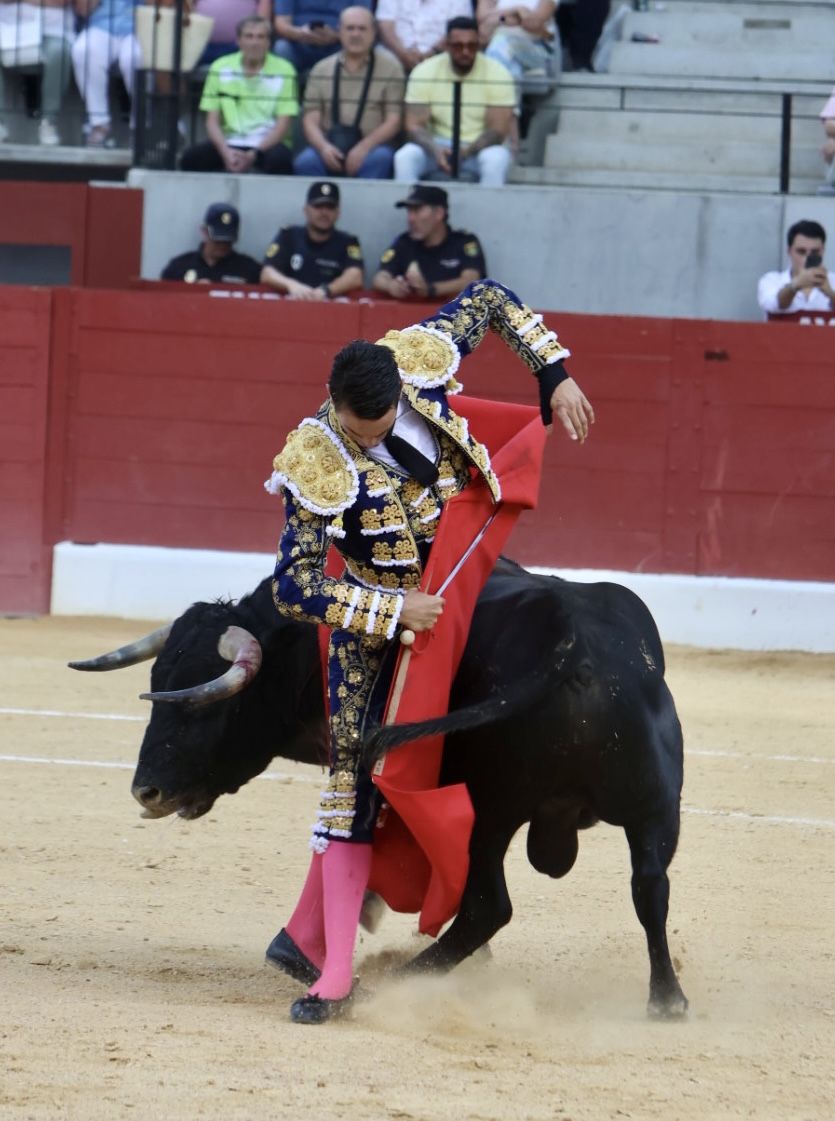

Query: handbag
left=134, top=5, right=214, bottom=73
left=0, top=5, right=43, bottom=69
left=325, top=53, right=375, bottom=156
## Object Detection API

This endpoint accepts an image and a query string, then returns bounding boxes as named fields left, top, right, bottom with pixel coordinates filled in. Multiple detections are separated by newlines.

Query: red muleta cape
left=366, top=396, right=546, bottom=936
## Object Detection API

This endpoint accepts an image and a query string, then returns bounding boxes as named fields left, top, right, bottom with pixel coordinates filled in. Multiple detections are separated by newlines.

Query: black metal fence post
left=779, top=92, right=792, bottom=195
left=451, top=80, right=462, bottom=179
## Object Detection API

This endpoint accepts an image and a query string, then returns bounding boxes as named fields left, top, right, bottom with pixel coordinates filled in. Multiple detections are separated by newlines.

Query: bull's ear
left=69, top=624, right=173, bottom=671
left=139, top=626, right=262, bottom=707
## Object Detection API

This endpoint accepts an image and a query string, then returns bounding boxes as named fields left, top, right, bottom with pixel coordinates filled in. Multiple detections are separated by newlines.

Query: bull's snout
left=132, top=783, right=172, bottom=818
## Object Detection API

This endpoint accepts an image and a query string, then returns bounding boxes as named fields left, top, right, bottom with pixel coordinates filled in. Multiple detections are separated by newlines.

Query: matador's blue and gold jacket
left=266, top=280, right=570, bottom=641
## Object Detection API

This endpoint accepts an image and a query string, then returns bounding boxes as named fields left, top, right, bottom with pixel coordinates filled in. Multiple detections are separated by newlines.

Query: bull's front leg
left=625, top=815, right=689, bottom=1019
left=402, top=822, right=517, bottom=974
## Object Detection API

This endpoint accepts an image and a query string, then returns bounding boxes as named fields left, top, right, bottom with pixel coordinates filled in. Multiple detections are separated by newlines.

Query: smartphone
left=806, top=251, right=823, bottom=268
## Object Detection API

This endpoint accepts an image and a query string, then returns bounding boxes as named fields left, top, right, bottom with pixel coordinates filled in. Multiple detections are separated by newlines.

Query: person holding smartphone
left=274, top=0, right=371, bottom=78
left=757, top=219, right=835, bottom=317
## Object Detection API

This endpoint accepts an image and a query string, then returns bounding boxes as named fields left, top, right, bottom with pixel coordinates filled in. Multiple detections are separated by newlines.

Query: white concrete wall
left=51, top=542, right=835, bottom=652
left=127, top=170, right=835, bottom=321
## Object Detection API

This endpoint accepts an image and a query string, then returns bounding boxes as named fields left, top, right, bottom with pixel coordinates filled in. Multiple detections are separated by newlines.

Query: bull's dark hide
left=74, top=557, right=688, bottom=1018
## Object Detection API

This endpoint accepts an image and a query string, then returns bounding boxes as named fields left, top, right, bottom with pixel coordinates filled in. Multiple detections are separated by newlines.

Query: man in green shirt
left=181, top=16, right=299, bottom=174
left=393, top=15, right=515, bottom=186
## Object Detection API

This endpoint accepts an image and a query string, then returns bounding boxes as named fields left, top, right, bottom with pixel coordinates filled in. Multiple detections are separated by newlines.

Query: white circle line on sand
left=1, top=754, right=833, bottom=831
left=3, top=707, right=833, bottom=767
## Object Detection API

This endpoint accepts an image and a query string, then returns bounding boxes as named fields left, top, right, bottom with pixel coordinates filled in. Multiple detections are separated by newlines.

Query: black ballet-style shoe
left=264, top=928, right=321, bottom=987
left=289, top=991, right=354, bottom=1025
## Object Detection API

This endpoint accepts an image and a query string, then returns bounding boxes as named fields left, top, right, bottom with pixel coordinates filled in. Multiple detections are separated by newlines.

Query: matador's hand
left=400, top=590, right=445, bottom=632
left=548, top=377, right=595, bottom=443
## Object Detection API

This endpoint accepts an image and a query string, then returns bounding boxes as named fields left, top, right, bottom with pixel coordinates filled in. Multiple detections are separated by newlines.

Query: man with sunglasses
left=260, top=180, right=365, bottom=299
left=758, top=219, right=835, bottom=317
left=394, top=15, right=515, bottom=186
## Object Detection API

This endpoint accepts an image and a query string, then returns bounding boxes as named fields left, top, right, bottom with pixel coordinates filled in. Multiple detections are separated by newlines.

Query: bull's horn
left=68, top=623, right=173, bottom=671
left=139, top=625, right=262, bottom=707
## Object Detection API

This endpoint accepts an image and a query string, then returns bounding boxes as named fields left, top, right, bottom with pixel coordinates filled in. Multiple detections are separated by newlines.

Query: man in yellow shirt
left=393, top=15, right=515, bottom=186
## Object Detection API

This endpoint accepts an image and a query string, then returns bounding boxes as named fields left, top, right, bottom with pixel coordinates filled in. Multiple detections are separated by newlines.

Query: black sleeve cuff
left=536, top=360, right=570, bottom=425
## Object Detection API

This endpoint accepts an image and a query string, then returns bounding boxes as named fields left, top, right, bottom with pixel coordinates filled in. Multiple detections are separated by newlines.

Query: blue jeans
left=293, top=143, right=395, bottom=179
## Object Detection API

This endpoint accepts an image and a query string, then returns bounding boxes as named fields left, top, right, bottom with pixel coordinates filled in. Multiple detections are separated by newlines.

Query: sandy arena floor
left=1, top=613, right=833, bottom=1121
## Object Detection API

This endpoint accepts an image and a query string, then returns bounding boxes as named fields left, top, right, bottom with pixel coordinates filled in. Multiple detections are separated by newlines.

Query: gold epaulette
left=265, top=419, right=359, bottom=516
left=376, top=324, right=461, bottom=392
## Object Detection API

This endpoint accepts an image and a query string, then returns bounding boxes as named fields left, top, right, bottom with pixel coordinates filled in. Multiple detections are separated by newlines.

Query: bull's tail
left=363, top=634, right=578, bottom=766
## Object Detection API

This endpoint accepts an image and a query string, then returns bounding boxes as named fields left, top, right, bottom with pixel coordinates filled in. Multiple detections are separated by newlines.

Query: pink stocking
left=285, top=851, right=326, bottom=969
left=309, top=841, right=372, bottom=1001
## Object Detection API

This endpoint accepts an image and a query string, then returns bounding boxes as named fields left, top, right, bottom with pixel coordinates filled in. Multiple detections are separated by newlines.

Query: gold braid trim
left=376, top=325, right=461, bottom=390
left=268, top=418, right=358, bottom=516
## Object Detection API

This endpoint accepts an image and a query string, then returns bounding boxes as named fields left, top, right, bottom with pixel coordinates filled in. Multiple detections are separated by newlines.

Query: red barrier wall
left=0, top=182, right=142, bottom=287
left=0, top=288, right=53, bottom=613
left=3, top=285, right=834, bottom=613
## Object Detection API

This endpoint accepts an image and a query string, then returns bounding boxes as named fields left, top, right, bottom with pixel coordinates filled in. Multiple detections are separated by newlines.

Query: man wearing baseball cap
left=160, top=203, right=263, bottom=284
left=372, top=184, right=486, bottom=301
left=260, top=181, right=365, bottom=299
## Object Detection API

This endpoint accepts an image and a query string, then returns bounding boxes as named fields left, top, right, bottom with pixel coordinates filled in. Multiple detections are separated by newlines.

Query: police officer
left=160, top=203, right=263, bottom=285
left=371, top=184, right=486, bottom=301
left=260, top=181, right=365, bottom=300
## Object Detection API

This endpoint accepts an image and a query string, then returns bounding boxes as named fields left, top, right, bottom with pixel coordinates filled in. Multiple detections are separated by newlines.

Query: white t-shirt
left=375, top=0, right=472, bottom=54
left=757, top=266, right=835, bottom=315
left=368, top=397, right=437, bottom=470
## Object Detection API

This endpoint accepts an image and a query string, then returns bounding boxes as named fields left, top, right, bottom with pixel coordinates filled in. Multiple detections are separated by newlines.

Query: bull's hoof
left=265, top=928, right=321, bottom=987
left=290, top=991, right=354, bottom=1025
left=647, top=992, right=689, bottom=1020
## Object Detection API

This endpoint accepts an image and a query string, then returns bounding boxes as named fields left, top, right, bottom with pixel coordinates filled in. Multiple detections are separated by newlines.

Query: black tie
left=383, top=430, right=440, bottom=487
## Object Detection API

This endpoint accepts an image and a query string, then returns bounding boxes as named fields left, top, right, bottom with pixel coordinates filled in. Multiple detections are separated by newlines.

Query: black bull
left=70, top=558, right=687, bottom=1018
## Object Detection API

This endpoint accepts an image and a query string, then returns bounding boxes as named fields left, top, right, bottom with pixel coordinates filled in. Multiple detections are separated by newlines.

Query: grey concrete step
left=507, top=164, right=823, bottom=194
left=539, top=106, right=826, bottom=187
left=620, top=6, right=835, bottom=45
left=608, top=42, right=835, bottom=81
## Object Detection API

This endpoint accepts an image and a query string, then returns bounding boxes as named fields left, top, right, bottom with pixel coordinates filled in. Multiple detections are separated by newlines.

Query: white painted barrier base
left=51, top=542, right=835, bottom=653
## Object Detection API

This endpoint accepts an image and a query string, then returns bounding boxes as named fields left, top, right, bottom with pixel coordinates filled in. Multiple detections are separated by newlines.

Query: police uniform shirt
left=263, top=225, right=364, bottom=286
left=377, top=227, right=486, bottom=285
left=160, top=248, right=263, bottom=285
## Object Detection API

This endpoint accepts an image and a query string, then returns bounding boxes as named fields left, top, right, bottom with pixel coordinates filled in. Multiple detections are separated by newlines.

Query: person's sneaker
left=38, top=118, right=60, bottom=146
left=84, top=124, right=114, bottom=149
left=0, top=120, right=9, bottom=144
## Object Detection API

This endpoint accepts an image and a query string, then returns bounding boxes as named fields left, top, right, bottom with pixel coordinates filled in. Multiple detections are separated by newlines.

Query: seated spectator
left=477, top=0, right=560, bottom=96
left=194, top=0, right=271, bottom=66
left=0, top=0, right=74, bottom=145
left=376, top=0, right=472, bottom=74
left=71, top=0, right=141, bottom=148
left=180, top=16, right=297, bottom=174
left=273, top=0, right=370, bottom=82
left=371, top=183, right=486, bottom=300
left=260, top=179, right=364, bottom=299
left=757, top=219, right=835, bottom=317
left=160, top=202, right=263, bottom=283
left=293, top=6, right=404, bottom=180
left=820, top=87, right=835, bottom=196
left=393, top=16, right=515, bottom=187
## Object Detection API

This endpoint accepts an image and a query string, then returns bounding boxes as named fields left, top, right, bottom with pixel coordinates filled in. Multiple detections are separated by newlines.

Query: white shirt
left=757, top=266, right=835, bottom=315
left=376, top=0, right=473, bottom=54
left=368, top=397, right=437, bottom=471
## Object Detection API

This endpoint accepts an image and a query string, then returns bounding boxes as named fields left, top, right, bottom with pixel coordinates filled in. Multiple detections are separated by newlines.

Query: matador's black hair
left=328, top=339, right=401, bottom=419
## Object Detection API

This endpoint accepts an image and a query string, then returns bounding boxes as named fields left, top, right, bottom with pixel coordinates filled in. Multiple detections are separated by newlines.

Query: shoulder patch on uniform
left=376, top=324, right=461, bottom=390
left=380, top=247, right=395, bottom=264
left=347, top=243, right=362, bottom=260
left=463, top=240, right=480, bottom=257
left=265, top=418, right=359, bottom=516
left=266, top=243, right=279, bottom=258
